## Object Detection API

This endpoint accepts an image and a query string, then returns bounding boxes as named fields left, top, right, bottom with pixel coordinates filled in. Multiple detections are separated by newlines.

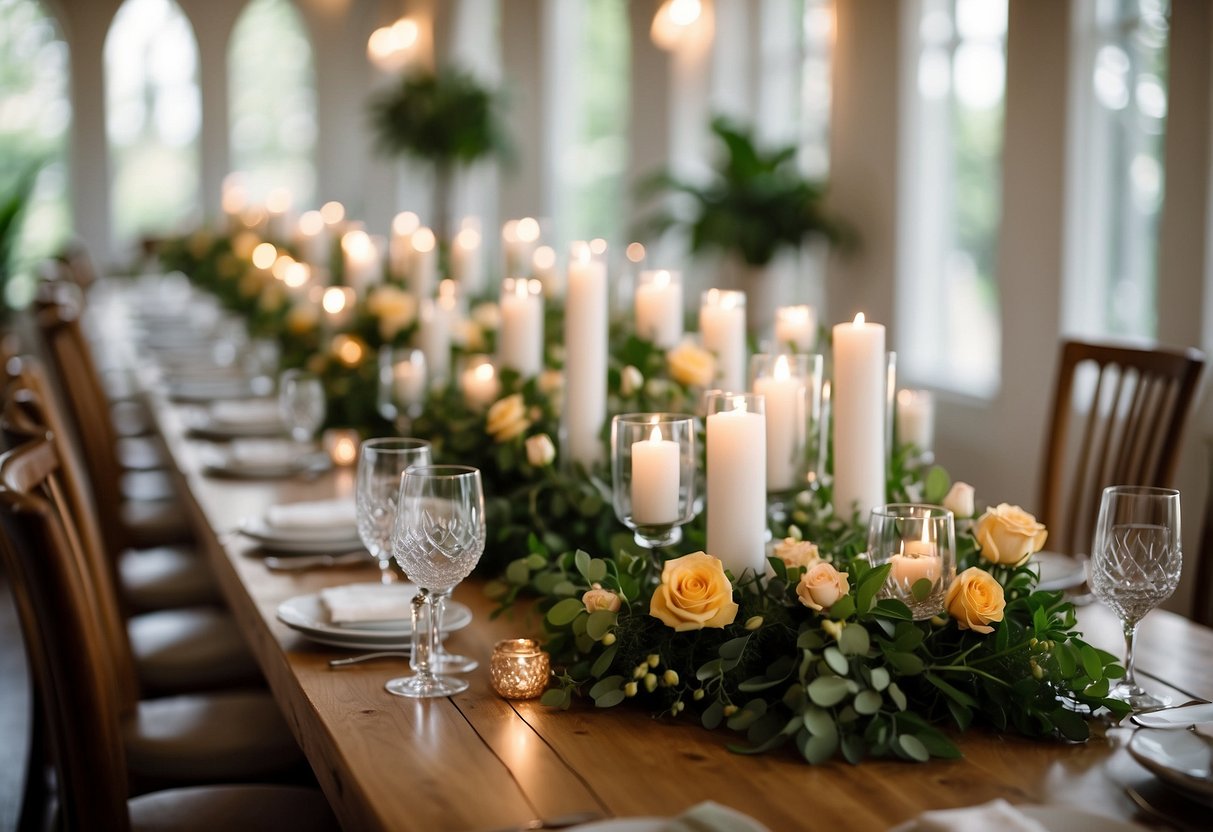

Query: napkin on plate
left=209, top=399, right=282, bottom=427
left=658, top=802, right=770, bottom=832
left=265, top=498, right=358, bottom=534
left=321, top=583, right=418, bottom=625
left=228, top=440, right=298, bottom=468
left=889, top=800, right=1048, bottom=832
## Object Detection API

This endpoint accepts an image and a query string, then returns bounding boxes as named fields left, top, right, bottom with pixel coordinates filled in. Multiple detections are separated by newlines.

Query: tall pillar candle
left=752, top=354, right=806, bottom=493
left=341, top=230, right=379, bottom=292
left=409, top=227, right=438, bottom=299
left=706, top=393, right=767, bottom=577
left=390, top=211, right=419, bottom=281
left=774, top=305, right=817, bottom=352
left=264, top=188, right=293, bottom=242
left=700, top=289, right=747, bottom=392
left=451, top=227, right=484, bottom=295
left=831, top=314, right=886, bottom=520
left=498, top=278, right=544, bottom=377
left=563, top=243, right=608, bottom=467
left=635, top=270, right=683, bottom=349
left=896, top=389, right=935, bottom=454
left=415, top=298, right=451, bottom=386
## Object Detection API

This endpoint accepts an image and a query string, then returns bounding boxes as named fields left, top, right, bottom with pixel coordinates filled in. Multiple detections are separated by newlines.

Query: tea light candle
left=635, top=270, right=683, bottom=349
left=753, top=354, right=804, bottom=493
left=564, top=242, right=608, bottom=466
left=896, top=389, right=935, bottom=454
left=774, top=305, right=817, bottom=352
left=409, top=227, right=438, bottom=299
left=631, top=422, right=680, bottom=525
left=706, top=395, right=767, bottom=577
left=323, top=428, right=360, bottom=467
left=831, top=313, right=886, bottom=520
left=700, top=289, right=746, bottom=393
left=889, top=532, right=941, bottom=587
left=498, top=278, right=544, bottom=377
left=461, top=359, right=499, bottom=409
left=490, top=639, right=550, bottom=699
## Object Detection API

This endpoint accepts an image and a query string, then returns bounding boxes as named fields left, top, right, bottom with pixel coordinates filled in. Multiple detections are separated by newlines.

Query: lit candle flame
left=474, top=362, right=495, bottom=381
left=774, top=354, right=790, bottom=380
left=853, top=312, right=866, bottom=325
left=650, top=424, right=664, bottom=443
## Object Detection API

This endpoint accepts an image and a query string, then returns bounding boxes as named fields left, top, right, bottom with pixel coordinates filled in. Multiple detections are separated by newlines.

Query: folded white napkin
left=228, top=440, right=297, bottom=467
left=265, top=498, right=358, bottom=533
left=660, top=802, right=769, bottom=832
left=889, top=800, right=1048, bottom=832
left=321, top=582, right=418, bottom=625
left=210, top=399, right=282, bottom=427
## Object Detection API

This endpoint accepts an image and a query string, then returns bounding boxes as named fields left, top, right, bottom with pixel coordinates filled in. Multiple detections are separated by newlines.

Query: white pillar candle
left=706, top=395, right=767, bottom=577
left=635, top=270, right=683, bottom=349
left=753, top=354, right=804, bottom=493
left=498, top=278, right=544, bottom=378
left=896, top=389, right=935, bottom=453
left=774, top=305, right=817, bottom=352
left=460, top=359, right=499, bottom=409
left=415, top=298, right=451, bottom=386
left=532, top=246, right=563, bottom=298
left=341, top=230, right=379, bottom=292
left=563, top=243, right=608, bottom=467
left=393, top=359, right=427, bottom=406
left=631, top=423, right=681, bottom=526
left=831, top=313, right=886, bottom=520
left=295, top=211, right=327, bottom=268
left=409, top=227, right=438, bottom=299
left=390, top=211, right=419, bottom=281
left=700, top=289, right=747, bottom=392
left=451, top=227, right=484, bottom=295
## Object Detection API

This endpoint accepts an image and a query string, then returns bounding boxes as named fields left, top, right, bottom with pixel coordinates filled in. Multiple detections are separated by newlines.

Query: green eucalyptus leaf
left=702, top=698, right=725, bottom=730
left=574, top=549, right=592, bottom=579
left=838, top=625, right=871, bottom=657
left=594, top=689, right=626, bottom=708
left=505, top=559, right=531, bottom=585
left=898, top=734, right=930, bottom=762
left=946, top=699, right=972, bottom=731
left=588, top=675, right=623, bottom=700
left=854, top=690, right=882, bottom=715
left=797, top=630, right=825, bottom=650
left=802, top=706, right=836, bottom=738
left=719, top=636, right=750, bottom=661
left=585, top=559, right=608, bottom=584
left=590, top=644, right=618, bottom=678
left=540, top=688, right=571, bottom=709
left=585, top=610, right=617, bottom=640
left=727, top=700, right=767, bottom=731
left=888, top=682, right=908, bottom=711
left=524, top=553, right=548, bottom=570
left=884, top=652, right=924, bottom=676
left=824, top=646, right=849, bottom=676
left=841, top=734, right=866, bottom=765
left=910, top=578, right=934, bottom=602
left=924, top=466, right=951, bottom=504
left=803, top=731, right=839, bottom=764
left=807, top=676, right=850, bottom=707
left=696, top=658, right=726, bottom=681
left=552, top=580, right=579, bottom=597
left=546, top=597, right=586, bottom=626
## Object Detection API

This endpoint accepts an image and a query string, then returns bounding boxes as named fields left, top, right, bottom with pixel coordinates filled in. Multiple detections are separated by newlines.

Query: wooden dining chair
left=1038, top=339, right=1205, bottom=557
left=0, top=437, right=337, bottom=831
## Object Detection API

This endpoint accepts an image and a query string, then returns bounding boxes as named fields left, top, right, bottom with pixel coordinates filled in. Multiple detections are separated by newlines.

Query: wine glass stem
left=410, top=589, right=434, bottom=682
left=434, top=589, right=450, bottom=648
left=1123, top=619, right=1139, bottom=689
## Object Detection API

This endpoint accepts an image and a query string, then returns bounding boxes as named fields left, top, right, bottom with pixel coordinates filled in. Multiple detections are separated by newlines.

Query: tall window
left=1065, top=0, right=1169, bottom=341
left=899, top=0, right=1007, bottom=397
left=799, top=0, right=835, bottom=179
left=228, top=0, right=316, bottom=207
left=0, top=0, right=71, bottom=306
left=105, top=0, right=201, bottom=255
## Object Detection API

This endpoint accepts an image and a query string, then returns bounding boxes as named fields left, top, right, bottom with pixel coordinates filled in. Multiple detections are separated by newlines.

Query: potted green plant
left=638, top=116, right=853, bottom=330
left=368, top=67, right=510, bottom=241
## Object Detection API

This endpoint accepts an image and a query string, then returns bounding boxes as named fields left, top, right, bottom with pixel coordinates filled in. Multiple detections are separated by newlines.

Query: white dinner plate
left=169, top=378, right=255, bottom=402
left=240, top=517, right=363, bottom=554
left=889, top=805, right=1146, bottom=832
left=276, top=591, right=472, bottom=646
left=185, top=412, right=285, bottom=439
left=1032, top=551, right=1087, bottom=592
left=1128, top=727, right=1213, bottom=803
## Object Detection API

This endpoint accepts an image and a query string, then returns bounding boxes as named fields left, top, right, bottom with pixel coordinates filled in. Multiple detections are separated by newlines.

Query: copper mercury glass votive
left=490, top=639, right=550, bottom=699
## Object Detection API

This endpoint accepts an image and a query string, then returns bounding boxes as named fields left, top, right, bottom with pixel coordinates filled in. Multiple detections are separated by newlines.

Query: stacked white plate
left=187, top=398, right=285, bottom=439
left=240, top=498, right=363, bottom=553
left=1128, top=725, right=1213, bottom=806
left=203, top=440, right=327, bottom=479
left=1031, top=551, right=1087, bottom=592
left=277, top=584, right=473, bottom=650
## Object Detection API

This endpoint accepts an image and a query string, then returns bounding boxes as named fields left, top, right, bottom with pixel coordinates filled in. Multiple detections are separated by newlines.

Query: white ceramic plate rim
left=1128, top=728, right=1213, bottom=800
left=1032, top=551, right=1087, bottom=592
left=277, top=591, right=472, bottom=640
left=241, top=516, right=361, bottom=546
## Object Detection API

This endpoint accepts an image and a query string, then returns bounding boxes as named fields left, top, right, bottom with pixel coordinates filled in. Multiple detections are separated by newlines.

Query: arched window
left=105, top=0, right=201, bottom=255
left=227, top=0, right=316, bottom=207
left=899, top=0, right=1008, bottom=397
left=0, top=0, right=71, bottom=307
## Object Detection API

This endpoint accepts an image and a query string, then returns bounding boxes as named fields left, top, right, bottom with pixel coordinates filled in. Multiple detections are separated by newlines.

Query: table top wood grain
left=142, top=377, right=1212, bottom=832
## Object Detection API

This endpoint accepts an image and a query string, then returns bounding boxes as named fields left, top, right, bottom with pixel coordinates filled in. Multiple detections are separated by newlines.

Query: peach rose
left=945, top=567, right=1006, bottom=634
left=582, top=584, right=621, bottom=613
left=975, top=503, right=1048, bottom=565
left=773, top=538, right=820, bottom=570
left=650, top=552, right=738, bottom=632
left=525, top=433, right=556, bottom=467
left=666, top=341, right=717, bottom=388
left=943, top=482, right=975, bottom=518
left=486, top=393, right=530, bottom=443
left=796, top=561, right=850, bottom=612
left=620, top=365, right=644, bottom=397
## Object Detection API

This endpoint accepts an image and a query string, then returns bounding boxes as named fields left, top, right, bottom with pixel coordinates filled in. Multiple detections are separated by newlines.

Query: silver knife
left=264, top=550, right=369, bottom=571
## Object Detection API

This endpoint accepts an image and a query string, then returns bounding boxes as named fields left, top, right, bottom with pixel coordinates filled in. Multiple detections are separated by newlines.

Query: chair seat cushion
left=129, top=784, right=339, bottom=831
left=120, top=545, right=220, bottom=611
left=122, top=499, right=193, bottom=547
left=119, top=435, right=168, bottom=471
left=125, top=691, right=303, bottom=783
left=129, top=607, right=261, bottom=693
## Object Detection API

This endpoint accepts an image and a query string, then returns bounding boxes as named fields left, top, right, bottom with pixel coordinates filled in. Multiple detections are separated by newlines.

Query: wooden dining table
left=123, top=315, right=1212, bottom=831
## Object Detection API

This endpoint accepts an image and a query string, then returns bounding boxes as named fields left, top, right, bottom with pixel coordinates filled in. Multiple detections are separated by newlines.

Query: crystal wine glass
left=1089, top=485, right=1182, bottom=711
left=388, top=465, right=486, bottom=698
left=356, top=438, right=432, bottom=585
left=278, top=369, right=325, bottom=445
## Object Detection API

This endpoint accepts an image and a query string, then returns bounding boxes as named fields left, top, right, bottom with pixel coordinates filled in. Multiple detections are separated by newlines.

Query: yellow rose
left=944, top=567, right=1005, bottom=634
left=367, top=286, right=417, bottom=340
left=666, top=341, right=717, bottom=388
left=975, top=503, right=1048, bottom=565
left=486, top=393, right=530, bottom=443
left=649, top=552, right=738, bottom=631
left=773, top=538, right=820, bottom=570
left=796, top=561, right=850, bottom=612
left=525, top=433, right=556, bottom=467
left=582, top=583, right=621, bottom=613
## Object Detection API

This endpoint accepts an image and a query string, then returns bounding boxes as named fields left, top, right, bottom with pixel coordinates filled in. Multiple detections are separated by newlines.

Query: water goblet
left=1089, top=485, right=1183, bottom=711
left=278, top=369, right=325, bottom=445
left=377, top=347, right=428, bottom=431
left=355, top=438, right=431, bottom=585
left=387, top=466, right=486, bottom=698
left=867, top=504, right=957, bottom=621
left=610, top=413, right=698, bottom=551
